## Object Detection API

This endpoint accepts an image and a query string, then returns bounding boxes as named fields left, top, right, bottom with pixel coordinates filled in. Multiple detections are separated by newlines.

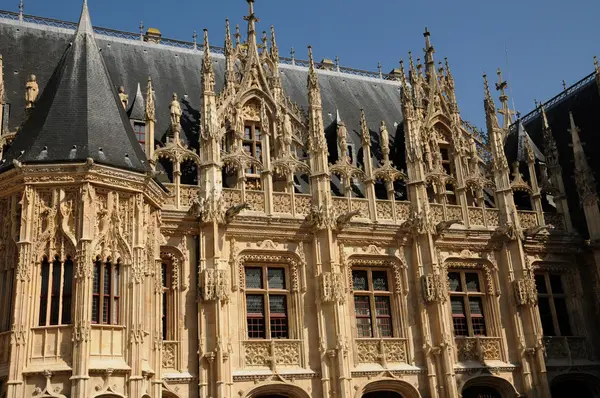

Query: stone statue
left=118, top=86, right=128, bottom=109
left=169, top=93, right=182, bottom=128
left=380, top=120, right=390, bottom=159
left=282, top=113, right=293, bottom=153
left=337, top=121, right=348, bottom=163
left=25, top=74, right=39, bottom=110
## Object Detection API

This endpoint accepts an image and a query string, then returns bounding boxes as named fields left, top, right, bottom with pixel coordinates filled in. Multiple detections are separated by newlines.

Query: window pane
left=245, top=268, right=263, bottom=289
left=113, top=265, right=120, bottom=296
left=354, top=296, right=371, bottom=316
left=451, top=297, right=465, bottom=315
left=469, top=297, right=484, bottom=315
left=465, top=273, right=481, bottom=292
left=549, top=274, right=564, bottom=294
left=102, top=297, right=110, bottom=324
left=255, top=144, right=263, bottom=161
left=162, top=292, right=167, bottom=340
left=269, top=295, right=287, bottom=315
left=246, top=295, right=264, bottom=315
left=247, top=317, right=265, bottom=339
left=92, top=296, right=99, bottom=324
left=112, top=298, right=119, bottom=325
left=39, top=260, right=50, bottom=326
left=372, top=271, right=389, bottom=291
left=255, top=128, right=262, bottom=140
left=162, top=263, right=168, bottom=288
left=270, top=317, right=288, bottom=339
left=448, top=272, right=462, bottom=292
left=356, top=317, right=373, bottom=338
left=243, top=144, right=252, bottom=156
left=103, top=263, right=111, bottom=295
left=352, top=270, right=368, bottom=291
left=375, top=296, right=391, bottom=316
left=538, top=297, right=556, bottom=336
left=472, top=316, right=486, bottom=336
left=554, top=298, right=572, bottom=336
left=50, top=262, right=61, bottom=325
left=62, top=260, right=73, bottom=325
left=244, top=127, right=251, bottom=140
left=93, top=262, right=100, bottom=293
left=268, top=268, right=286, bottom=289
left=535, top=274, right=547, bottom=294
left=377, top=317, right=393, bottom=337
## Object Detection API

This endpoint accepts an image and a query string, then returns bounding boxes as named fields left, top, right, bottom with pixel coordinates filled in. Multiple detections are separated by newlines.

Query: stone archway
left=551, top=373, right=600, bottom=398
left=461, top=376, right=518, bottom=398
left=355, top=379, right=421, bottom=398
left=243, top=382, right=311, bottom=398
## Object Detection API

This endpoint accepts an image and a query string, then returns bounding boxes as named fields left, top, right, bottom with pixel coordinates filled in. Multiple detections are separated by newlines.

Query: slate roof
left=0, top=9, right=404, bottom=175
left=127, top=83, right=146, bottom=121
left=506, top=75, right=600, bottom=239
left=0, top=2, right=148, bottom=173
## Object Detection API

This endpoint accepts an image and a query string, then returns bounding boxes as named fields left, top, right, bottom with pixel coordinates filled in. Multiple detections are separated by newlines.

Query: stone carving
left=514, top=276, right=538, bottom=306
left=320, top=272, right=345, bottom=303
left=33, top=370, right=67, bottom=398
left=163, top=341, right=178, bottom=368
left=422, top=273, right=448, bottom=303
left=169, top=93, right=182, bottom=128
left=202, top=269, right=229, bottom=301
left=25, top=74, right=39, bottom=109
left=356, top=338, right=408, bottom=366
left=118, top=85, right=128, bottom=109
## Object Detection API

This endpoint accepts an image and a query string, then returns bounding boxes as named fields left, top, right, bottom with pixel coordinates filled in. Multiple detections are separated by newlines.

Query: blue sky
left=15, top=0, right=600, bottom=129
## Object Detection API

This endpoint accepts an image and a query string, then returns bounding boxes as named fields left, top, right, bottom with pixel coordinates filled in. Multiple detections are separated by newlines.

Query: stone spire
left=202, top=29, right=215, bottom=94
left=270, top=25, right=279, bottom=61
left=224, top=19, right=236, bottom=93
left=540, top=103, right=558, bottom=168
left=145, top=77, right=155, bottom=122
left=145, top=77, right=156, bottom=163
left=307, top=45, right=326, bottom=161
left=243, top=0, right=259, bottom=51
left=307, top=46, right=322, bottom=109
left=569, top=111, right=597, bottom=206
left=484, top=74, right=508, bottom=172
left=127, top=83, right=145, bottom=121
left=423, top=27, right=435, bottom=74
left=496, top=68, right=515, bottom=131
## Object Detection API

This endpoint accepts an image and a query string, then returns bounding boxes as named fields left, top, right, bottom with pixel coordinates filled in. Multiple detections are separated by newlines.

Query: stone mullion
left=152, top=258, right=163, bottom=398
left=128, top=247, right=146, bottom=398
left=70, top=240, right=93, bottom=398
left=262, top=130, right=273, bottom=216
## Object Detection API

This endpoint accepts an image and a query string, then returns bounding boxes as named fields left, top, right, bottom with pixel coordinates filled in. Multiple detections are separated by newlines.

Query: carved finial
left=244, top=0, right=259, bottom=47
left=290, top=47, right=295, bottom=65
left=307, top=45, right=322, bottom=108
left=235, top=24, right=241, bottom=46
left=202, top=29, right=215, bottom=93
left=595, top=56, right=599, bottom=73
left=24, top=74, right=38, bottom=110
left=145, top=77, right=155, bottom=122
left=193, top=30, right=198, bottom=50
left=444, top=57, right=454, bottom=83
left=378, top=61, right=383, bottom=79
left=569, top=110, right=597, bottom=205
left=495, top=68, right=514, bottom=130
left=18, top=0, right=23, bottom=22
left=360, top=109, right=370, bottom=146
left=423, top=27, right=435, bottom=69
left=139, top=21, right=144, bottom=41
left=270, top=25, right=279, bottom=59
left=261, top=30, right=268, bottom=51
left=562, top=80, right=567, bottom=91
left=335, top=55, right=339, bottom=72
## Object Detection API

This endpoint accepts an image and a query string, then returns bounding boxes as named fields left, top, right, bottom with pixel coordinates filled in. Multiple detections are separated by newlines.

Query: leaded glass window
left=352, top=268, right=394, bottom=338
left=38, top=256, right=74, bottom=327
left=535, top=272, right=572, bottom=336
left=245, top=266, right=289, bottom=339
left=448, top=270, right=487, bottom=337
left=91, top=259, right=120, bottom=325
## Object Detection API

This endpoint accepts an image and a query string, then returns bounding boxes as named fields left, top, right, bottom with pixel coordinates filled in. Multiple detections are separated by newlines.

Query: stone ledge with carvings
left=243, top=339, right=302, bottom=368
left=355, top=338, right=408, bottom=366
left=543, top=336, right=590, bottom=362
left=455, top=336, right=502, bottom=363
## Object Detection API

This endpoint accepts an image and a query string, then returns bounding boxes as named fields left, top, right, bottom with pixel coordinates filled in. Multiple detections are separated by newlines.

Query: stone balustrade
left=242, top=339, right=302, bottom=368
left=455, top=336, right=502, bottom=362
left=544, top=336, right=588, bottom=360
left=355, top=338, right=408, bottom=365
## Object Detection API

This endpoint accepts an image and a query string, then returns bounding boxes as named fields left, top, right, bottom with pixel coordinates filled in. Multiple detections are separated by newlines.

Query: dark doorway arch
left=462, top=386, right=502, bottom=398
left=363, top=392, right=403, bottom=398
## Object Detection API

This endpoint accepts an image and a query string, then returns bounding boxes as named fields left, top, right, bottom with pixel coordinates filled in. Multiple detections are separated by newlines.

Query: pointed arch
left=353, top=378, right=422, bottom=398
left=243, top=382, right=311, bottom=398
left=461, top=375, right=519, bottom=398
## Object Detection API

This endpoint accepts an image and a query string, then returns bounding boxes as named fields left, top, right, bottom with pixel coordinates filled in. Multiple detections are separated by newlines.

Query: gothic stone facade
left=0, top=2, right=600, bottom=398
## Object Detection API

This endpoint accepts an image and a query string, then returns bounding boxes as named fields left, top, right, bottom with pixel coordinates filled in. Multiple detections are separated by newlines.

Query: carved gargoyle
left=491, top=223, right=519, bottom=242
left=523, top=224, right=554, bottom=238
left=435, top=219, right=463, bottom=236
left=336, top=209, right=361, bottom=231
left=224, top=203, right=250, bottom=224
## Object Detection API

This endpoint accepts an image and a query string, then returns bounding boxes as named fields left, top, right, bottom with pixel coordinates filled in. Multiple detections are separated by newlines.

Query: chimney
left=145, top=28, right=162, bottom=44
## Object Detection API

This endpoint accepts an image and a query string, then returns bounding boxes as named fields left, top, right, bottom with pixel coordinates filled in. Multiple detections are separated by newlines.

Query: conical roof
left=127, top=83, right=145, bottom=121
left=0, top=0, right=148, bottom=172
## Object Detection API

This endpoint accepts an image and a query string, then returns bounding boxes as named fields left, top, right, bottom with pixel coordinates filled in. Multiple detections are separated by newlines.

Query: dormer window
left=133, top=121, right=146, bottom=149
left=243, top=122, right=262, bottom=175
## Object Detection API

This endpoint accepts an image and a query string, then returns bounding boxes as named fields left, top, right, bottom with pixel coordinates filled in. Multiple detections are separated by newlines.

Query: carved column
left=6, top=188, right=33, bottom=398
left=70, top=183, right=95, bottom=398
left=360, top=110, right=376, bottom=221
left=145, top=77, right=156, bottom=169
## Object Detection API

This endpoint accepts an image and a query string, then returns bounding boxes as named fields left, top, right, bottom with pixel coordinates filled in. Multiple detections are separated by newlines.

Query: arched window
left=352, top=268, right=394, bottom=338
left=161, top=261, right=176, bottom=340
left=244, top=265, right=289, bottom=339
left=92, top=258, right=120, bottom=325
left=448, top=270, right=487, bottom=336
left=133, top=121, right=146, bottom=149
left=39, top=256, right=73, bottom=326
